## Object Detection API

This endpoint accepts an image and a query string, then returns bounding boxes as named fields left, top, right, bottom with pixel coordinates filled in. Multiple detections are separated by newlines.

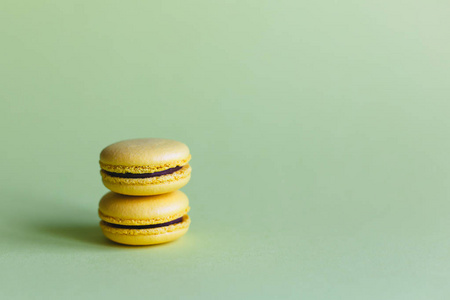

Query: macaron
left=98, top=190, right=191, bottom=245
left=100, top=138, right=191, bottom=195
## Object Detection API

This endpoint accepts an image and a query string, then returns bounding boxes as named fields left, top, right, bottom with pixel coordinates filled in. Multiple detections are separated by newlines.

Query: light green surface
left=1, top=1, right=450, bottom=299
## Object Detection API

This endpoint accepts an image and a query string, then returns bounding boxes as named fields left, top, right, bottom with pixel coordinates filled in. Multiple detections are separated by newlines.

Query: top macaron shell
left=100, top=138, right=190, bottom=172
left=99, top=138, right=192, bottom=195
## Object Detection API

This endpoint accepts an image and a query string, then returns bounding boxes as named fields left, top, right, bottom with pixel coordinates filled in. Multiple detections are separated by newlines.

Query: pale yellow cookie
left=98, top=191, right=191, bottom=246
left=99, top=138, right=191, bottom=195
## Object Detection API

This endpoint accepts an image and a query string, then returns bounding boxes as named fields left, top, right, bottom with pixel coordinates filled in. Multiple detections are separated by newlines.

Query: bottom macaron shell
left=102, top=174, right=191, bottom=196
left=100, top=215, right=191, bottom=246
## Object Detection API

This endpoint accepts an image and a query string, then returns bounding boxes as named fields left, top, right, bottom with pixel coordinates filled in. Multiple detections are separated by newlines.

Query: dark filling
left=103, top=166, right=183, bottom=178
left=105, top=217, right=184, bottom=229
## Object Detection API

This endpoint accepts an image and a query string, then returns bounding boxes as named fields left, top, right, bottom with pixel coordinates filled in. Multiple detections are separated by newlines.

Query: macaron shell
left=101, top=164, right=191, bottom=196
left=102, top=172, right=191, bottom=196
left=100, top=215, right=191, bottom=246
left=99, top=190, right=190, bottom=226
left=100, top=138, right=190, bottom=168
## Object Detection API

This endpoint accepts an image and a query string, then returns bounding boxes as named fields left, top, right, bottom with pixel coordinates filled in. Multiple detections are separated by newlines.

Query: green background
left=1, top=1, right=450, bottom=299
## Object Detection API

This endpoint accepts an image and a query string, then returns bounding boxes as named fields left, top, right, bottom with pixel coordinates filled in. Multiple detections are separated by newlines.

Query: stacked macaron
left=98, top=138, right=192, bottom=245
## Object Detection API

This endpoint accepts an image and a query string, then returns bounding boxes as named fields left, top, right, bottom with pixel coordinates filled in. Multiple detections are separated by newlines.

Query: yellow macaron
left=98, top=190, right=191, bottom=245
left=99, top=138, right=192, bottom=195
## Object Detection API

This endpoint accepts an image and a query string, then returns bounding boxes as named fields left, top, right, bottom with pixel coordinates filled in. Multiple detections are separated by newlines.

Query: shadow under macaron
left=38, top=222, right=116, bottom=247
left=36, top=221, right=188, bottom=250
left=0, top=191, right=190, bottom=251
